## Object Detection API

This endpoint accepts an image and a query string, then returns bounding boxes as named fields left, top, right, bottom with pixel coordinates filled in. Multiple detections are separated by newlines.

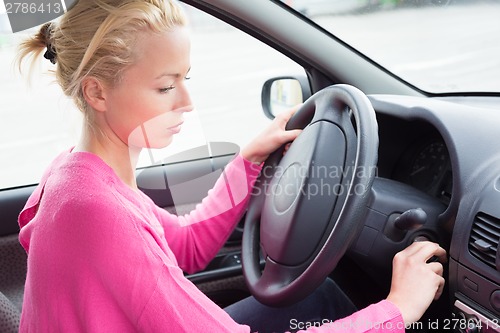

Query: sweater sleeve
left=136, top=262, right=251, bottom=333
left=152, top=154, right=262, bottom=273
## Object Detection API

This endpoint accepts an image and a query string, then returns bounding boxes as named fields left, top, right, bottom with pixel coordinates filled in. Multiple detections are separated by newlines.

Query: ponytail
left=17, top=22, right=56, bottom=74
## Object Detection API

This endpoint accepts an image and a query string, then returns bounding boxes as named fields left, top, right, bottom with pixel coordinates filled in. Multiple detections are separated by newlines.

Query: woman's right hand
left=386, top=241, right=447, bottom=326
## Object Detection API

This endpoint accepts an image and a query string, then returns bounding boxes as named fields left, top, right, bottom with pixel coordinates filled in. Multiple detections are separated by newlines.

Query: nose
left=175, top=82, right=194, bottom=113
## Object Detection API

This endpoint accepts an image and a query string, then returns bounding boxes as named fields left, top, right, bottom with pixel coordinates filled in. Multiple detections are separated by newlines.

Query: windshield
left=282, top=0, right=500, bottom=94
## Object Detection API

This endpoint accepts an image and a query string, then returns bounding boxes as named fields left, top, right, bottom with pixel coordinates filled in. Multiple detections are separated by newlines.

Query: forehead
left=132, top=26, right=191, bottom=74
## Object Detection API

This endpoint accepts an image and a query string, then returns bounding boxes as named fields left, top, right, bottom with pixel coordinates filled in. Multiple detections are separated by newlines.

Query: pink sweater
left=18, top=150, right=404, bottom=332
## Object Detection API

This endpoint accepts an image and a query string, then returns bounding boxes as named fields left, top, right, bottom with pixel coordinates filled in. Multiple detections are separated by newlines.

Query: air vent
left=469, top=212, right=500, bottom=269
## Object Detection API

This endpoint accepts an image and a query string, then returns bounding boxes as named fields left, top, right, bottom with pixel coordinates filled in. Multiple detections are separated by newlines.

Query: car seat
left=0, top=234, right=27, bottom=332
left=0, top=291, right=19, bottom=333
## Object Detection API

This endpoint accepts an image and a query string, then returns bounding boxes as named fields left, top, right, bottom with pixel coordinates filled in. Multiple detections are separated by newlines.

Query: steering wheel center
left=273, top=162, right=305, bottom=213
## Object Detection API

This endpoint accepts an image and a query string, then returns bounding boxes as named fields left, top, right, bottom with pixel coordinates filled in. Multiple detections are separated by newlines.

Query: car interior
left=1, top=0, right=500, bottom=332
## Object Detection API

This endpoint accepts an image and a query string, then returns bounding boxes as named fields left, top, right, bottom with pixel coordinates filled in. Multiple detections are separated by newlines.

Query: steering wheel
left=242, top=84, right=379, bottom=306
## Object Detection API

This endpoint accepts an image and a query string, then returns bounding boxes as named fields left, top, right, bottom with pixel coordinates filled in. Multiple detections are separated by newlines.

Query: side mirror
left=261, top=76, right=311, bottom=120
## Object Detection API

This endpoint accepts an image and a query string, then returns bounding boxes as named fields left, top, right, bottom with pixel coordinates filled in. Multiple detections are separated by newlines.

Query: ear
left=82, top=77, right=107, bottom=113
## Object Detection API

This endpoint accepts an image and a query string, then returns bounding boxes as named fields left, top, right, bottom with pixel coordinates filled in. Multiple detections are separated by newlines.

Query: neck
left=74, top=121, right=141, bottom=190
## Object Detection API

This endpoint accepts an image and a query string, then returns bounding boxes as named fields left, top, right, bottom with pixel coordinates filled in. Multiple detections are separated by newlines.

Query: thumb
left=282, top=129, right=302, bottom=143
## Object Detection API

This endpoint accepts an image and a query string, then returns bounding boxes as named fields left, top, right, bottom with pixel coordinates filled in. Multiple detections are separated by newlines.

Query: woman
left=17, top=0, right=445, bottom=332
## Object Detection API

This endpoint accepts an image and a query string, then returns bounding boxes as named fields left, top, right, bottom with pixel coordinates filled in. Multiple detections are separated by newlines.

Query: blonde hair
left=17, top=0, right=187, bottom=114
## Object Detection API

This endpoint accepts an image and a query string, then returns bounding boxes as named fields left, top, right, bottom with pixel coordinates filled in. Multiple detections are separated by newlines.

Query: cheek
left=106, top=95, right=146, bottom=141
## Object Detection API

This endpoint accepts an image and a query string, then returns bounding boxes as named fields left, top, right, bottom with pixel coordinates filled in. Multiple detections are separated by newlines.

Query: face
left=102, top=26, right=193, bottom=150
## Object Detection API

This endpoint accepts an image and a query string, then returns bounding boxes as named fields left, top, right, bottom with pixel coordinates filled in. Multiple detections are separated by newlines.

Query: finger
left=288, top=103, right=303, bottom=115
left=279, top=104, right=303, bottom=122
left=406, top=241, right=447, bottom=263
left=428, top=245, right=447, bottom=264
left=281, top=129, right=302, bottom=143
left=399, top=240, right=429, bottom=257
left=427, top=261, right=444, bottom=277
left=282, top=143, right=291, bottom=156
left=434, top=276, right=445, bottom=300
left=414, top=240, right=447, bottom=262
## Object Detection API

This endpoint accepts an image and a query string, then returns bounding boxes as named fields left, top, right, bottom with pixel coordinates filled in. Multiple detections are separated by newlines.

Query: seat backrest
left=0, top=234, right=26, bottom=333
left=0, top=234, right=26, bottom=311
left=0, top=291, right=20, bottom=333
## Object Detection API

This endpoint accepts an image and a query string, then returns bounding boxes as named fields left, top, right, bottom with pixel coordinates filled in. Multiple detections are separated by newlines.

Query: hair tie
left=43, top=46, right=57, bottom=64
left=41, top=23, right=57, bottom=64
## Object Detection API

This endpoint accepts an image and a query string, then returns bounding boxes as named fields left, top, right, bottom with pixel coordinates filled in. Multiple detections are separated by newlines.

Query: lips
left=167, top=121, right=183, bottom=134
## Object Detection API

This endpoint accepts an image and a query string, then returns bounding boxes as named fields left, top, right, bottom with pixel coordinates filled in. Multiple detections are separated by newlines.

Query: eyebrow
left=155, top=73, right=180, bottom=80
left=155, top=67, right=191, bottom=80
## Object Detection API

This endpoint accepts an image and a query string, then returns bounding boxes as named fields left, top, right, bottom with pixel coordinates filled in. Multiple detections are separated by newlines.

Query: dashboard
left=374, top=111, right=453, bottom=204
left=393, top=137, right=453, bottom=205
left=360, top=94, right=500, bottom=332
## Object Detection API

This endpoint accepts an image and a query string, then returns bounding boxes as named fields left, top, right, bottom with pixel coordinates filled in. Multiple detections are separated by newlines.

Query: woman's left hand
left=241, top=105, right=302, bottom=164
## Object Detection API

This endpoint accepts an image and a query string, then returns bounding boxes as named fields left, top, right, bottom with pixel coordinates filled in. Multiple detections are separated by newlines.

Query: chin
left=148, top=137, right=174, bottom=149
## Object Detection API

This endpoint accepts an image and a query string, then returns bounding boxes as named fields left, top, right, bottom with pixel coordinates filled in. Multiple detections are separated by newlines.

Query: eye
left=159, top=85, right=175, bottom=94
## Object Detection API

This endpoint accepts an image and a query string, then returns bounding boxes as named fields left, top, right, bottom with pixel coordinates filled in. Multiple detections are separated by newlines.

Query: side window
left=138, top=4, right=305, bottom=166
left=0, top=8, right=83, bottom=190
left=0, top=3, right=305, bottom=189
